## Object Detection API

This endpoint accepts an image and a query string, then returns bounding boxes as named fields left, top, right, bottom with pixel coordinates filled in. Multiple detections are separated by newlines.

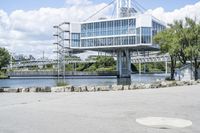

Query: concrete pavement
left=0, top=85, right=200, bottom=133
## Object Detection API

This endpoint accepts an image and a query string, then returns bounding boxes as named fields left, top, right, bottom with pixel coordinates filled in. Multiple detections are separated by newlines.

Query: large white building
left=54, top=0, right=166, bottom=78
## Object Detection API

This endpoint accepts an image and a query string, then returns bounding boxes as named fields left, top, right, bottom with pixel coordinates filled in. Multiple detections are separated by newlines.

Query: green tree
left=183, top=18, right=200, bottom=80
left=169, top=20, right=188, bottom=64
left=154, top=28, right=179, bottom=80
left=95, top=56, right=116, bottom=69
left=0, top=48, right=10, bottom=69
left=155, top=17, right=200, bottom=80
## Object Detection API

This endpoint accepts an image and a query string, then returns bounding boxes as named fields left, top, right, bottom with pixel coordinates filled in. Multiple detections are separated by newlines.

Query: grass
left=0, top=71, right=9, bottom=79
left=56, top=80, right=69, bottom=87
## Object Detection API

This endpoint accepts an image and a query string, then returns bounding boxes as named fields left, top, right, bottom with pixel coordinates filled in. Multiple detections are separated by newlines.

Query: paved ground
left=0, top=85, right=200, bottom=133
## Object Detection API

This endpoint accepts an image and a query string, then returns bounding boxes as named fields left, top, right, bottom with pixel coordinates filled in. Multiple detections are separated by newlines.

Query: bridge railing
left=7, top=70, right=118, bottom=77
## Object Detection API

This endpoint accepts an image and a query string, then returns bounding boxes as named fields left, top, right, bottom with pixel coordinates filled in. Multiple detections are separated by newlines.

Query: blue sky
left=0, top=0, right=199, bottom=13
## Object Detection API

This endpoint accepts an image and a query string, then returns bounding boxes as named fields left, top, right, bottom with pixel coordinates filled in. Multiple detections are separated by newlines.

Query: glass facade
left=81, top=18, right=136, bottom=37
left=80, top=18, right=138, bottom=47
left=136, top=27, right=140, bottom=44
left=152, top=21, right=165, bottom=36
left=72, top=17, right=165, bottom=48
left=71, top=33, right=80, bottom=47
left=141, top=27, right=151, bottom=44
left=81, top=36, right=137, bottom=47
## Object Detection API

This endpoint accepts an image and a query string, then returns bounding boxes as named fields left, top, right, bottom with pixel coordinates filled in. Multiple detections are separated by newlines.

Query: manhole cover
left=136, top=117, right=192, bottom=129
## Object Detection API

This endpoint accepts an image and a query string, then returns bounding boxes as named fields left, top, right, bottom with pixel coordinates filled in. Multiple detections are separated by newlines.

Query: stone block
left=112, top=85, right=123, bottom=91
left=41, top=87, right=51, bottom=92
left=0, top=88, right=4, bottom=92
left=87, top=86, right=96, bottom=92
left=3, top=88, right=18, bottom=93
left=81, top=86, right=88, bottom=92
left=29, top=87, right=37, bottom=92
left=74, top=86, right=82, bottom=92
left=123, top=85, right=130, bottom=90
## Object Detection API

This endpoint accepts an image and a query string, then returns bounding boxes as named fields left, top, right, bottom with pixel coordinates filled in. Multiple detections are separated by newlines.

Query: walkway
left=0, top=85, right=199, bottom=133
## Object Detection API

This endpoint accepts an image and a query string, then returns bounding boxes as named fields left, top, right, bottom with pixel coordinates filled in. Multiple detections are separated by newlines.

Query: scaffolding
left=53, top=22, right=71, bottom=79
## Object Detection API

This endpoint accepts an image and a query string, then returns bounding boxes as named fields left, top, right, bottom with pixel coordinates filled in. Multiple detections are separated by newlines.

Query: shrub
left=56, top=80, right=69, bottom=86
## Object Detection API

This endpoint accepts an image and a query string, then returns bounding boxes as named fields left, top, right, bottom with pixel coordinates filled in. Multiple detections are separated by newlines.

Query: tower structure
left=117, top=0, right=137, bottom=18
left=53, top=0, right=166, bottom=79
left=53, top=22, right=71, bottom=79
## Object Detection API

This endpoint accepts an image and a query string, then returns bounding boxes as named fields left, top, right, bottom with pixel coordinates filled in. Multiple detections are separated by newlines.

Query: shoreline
left=0, top=80, right=199, bottom=93
left=0, top=76, right=9, bottom=79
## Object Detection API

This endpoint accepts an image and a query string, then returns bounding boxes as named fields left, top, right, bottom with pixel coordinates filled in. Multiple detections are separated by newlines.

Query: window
left=121, top=37, right=128, bottom=45
left=100, top=22, right=106, bottom=36
left=114, top=20, right=121, bottom=35
left=107, top=21, right=113, bottom=35
left=106, top=37, right=113, bottom=46
left=152, top=21, right=165, bottom=36
left=81, top=39, right=86, bottom=47
left=114, top=37, right=121, bottom=45
left=136, top=28, right=141, bottom=44
left=129, top=36, right=136, bottom=45
left=141, top=27, right=151, bottom=44
left=129, top=19, right=136, bottom=34
left=94, top=22, right=100, bottom=36
left=87, top=23, right=93, bottom=37
left=71, top=33, right=80, bottom=47
left=121, top=19, right=128, bottom=34
left=81, top=24, right=87, bottom=37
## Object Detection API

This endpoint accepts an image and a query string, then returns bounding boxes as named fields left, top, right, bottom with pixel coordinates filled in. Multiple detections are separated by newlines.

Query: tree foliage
left=0, top=48, right=10, bottom=69
left=67, top=56, right=116, bottom=72
left=154, top=17, right=200, bottom=80
left=183, top=18, right=200, bottom=80
left=154, top=28, right=179, bottom=80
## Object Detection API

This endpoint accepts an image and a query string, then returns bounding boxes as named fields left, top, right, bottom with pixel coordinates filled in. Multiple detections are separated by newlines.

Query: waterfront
left=0, top=74, right=167, bottom=88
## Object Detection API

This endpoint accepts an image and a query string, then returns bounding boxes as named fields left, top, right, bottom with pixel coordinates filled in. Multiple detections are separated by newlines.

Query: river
left=0, top=74, right=167, bottom=88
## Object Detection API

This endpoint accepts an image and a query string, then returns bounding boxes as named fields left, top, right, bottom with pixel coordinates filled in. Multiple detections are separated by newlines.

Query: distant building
left=13, top=54, right=35, bottom=62
left=175, top=64, right=200, bottom=81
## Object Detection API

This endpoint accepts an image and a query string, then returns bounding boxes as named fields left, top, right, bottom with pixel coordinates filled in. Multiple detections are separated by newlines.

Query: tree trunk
left=170, top=56, right=176, bottom=80
left=194, top=58, right=199, bottom=81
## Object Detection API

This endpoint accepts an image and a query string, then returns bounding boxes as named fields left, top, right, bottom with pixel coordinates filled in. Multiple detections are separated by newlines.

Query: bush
left=96, top=67, right=115, bottom=72
left=56, top=80, right=69, bottom=87
left=84, top=65, right=97, bottom=72
left=0, top=71, right=7, bottom=79
left=0, top=48, right=10, bottom=69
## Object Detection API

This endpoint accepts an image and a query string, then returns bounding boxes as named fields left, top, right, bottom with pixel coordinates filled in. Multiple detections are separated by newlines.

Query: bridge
left=132, top=54, right=170, bottom=63
left=3, top=53, right=171, bottom=69
left=7, top=70, right=117, bottom=77
left=2, top=59, right=95, bottom=69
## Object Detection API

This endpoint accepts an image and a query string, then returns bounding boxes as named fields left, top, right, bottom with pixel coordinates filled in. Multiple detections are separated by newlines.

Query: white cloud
left=0, top=0, right=110, bottom=59
left=0, top=1, right=200, bottom=59
left=65, top=0, right=92, bottom=6
left=146, top=1, right=200, bottom=24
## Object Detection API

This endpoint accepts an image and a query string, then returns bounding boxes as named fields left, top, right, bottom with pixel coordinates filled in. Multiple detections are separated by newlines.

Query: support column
left=117, top=49, right=131, bottom=78
left=139, top=62, right=141, bottom=75
left=143, top=63, right=146, bottom=73
left=165, top=61, right=168, bottom=75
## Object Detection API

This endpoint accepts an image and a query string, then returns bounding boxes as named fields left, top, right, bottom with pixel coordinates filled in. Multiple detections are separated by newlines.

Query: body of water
left=0, top=74, right=167, bottom=88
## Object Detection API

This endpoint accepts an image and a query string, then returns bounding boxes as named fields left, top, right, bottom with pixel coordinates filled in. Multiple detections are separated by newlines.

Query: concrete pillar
left=117, top=50, right=131, bottom=78
left=43, top=65, right=47, bottom=69
left=53, top=65, right=56, bottom=69
left=139, top=63, right=141, bottom=75
left=75, top=62, right=76, bottom=72
left=165, top=61, right=168, bottom=75
left=143, top=63, right=146, bottom=73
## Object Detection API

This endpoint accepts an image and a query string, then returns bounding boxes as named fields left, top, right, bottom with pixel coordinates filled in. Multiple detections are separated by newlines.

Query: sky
left=0, top=0, right=200, bottom=59
left=0, top=0, right=199, bottom=13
